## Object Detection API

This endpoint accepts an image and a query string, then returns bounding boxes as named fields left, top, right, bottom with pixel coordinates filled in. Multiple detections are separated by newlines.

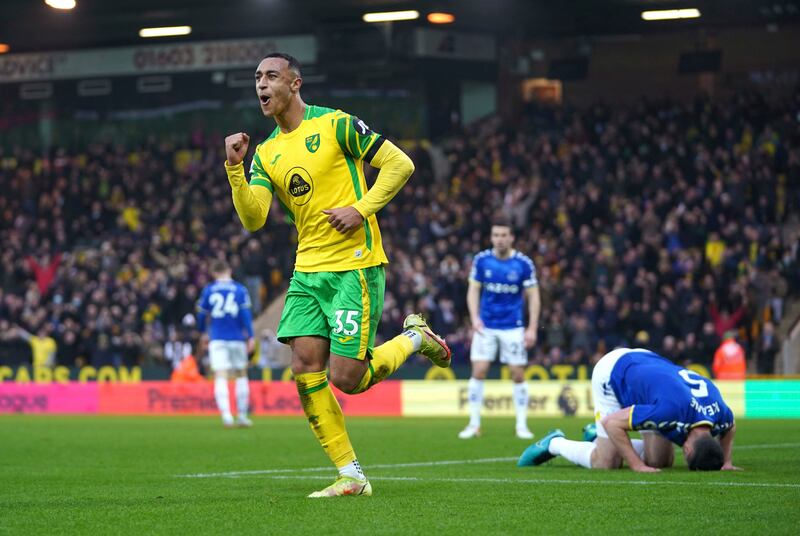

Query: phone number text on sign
left=133, top=41, right=280, bottom=71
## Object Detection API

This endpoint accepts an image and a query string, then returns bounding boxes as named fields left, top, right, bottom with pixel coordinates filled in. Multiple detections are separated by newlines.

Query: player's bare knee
left=644, top=449, right=674, bottom=468
left=646, top=451, right=674, bottom=468
left=328, top=368, right=360, bottom=394
left=471, top=362, right=490, bottom=380
left=589, top=448, right=611, bottom=469
left=643, top=433, right=675, bottom=468
left=510, top=367, right=525, bottom=383
left=291, top=360, right=315, bottom=375
left=289, top=338, right=328, bottom=374
left=591, top=439, right=623, bottom=469
left=591, top=453, right=623, bottom=469
left=648, top=458, right=672, bottom=469
left=291, top=350, right=324, bottom=374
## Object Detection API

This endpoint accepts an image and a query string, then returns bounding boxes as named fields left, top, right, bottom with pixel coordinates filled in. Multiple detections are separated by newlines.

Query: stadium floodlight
left=641, top=8, right=701, bottom=21
left=427, top=12, right=456, bottom=24
left=45, top=0, right=76, bottom=9
left=139, top=26, right=192, bottom=38
left=0, top=44, right=9, bottom=54
left=363, top=10, right=420, bottom=23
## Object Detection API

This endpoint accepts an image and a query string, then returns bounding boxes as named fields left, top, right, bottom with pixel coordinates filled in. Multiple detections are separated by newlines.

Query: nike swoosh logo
left=270, top=153, right=281, bottom=165
left=337, top=336, right=354, bottom=343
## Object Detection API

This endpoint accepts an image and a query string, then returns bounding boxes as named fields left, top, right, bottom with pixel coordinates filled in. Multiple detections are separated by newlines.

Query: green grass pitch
left=1, top=416, right=798, bottom=535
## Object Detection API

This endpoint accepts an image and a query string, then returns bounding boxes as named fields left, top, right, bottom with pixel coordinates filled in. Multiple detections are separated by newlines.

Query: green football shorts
left=277, top=266, right=385, bottom=360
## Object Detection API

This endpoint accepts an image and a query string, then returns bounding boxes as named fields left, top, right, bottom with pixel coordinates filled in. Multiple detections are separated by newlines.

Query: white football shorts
left=592, top=347, right=651, bottom=439
left=470, top=327, right=527, bottom=366
left=209, top=340, right=248, bottom=372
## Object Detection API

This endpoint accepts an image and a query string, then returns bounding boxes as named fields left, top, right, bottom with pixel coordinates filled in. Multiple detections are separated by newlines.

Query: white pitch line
left=735, top=442, right=800, bottom=450
left=176, top=442, right=800, bottom=479
left=259, top=474, right=800, bottom=489
left=177, top=456, right=518, bottom=478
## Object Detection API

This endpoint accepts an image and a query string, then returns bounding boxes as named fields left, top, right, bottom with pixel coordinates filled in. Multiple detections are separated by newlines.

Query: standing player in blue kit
left=197, top=260, right=255, bottom=428
left=460, top=216, right=541, bottom=440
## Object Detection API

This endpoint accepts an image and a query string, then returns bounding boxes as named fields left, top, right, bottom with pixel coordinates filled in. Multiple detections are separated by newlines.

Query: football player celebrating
left=223, top=53, right=451, bottom=497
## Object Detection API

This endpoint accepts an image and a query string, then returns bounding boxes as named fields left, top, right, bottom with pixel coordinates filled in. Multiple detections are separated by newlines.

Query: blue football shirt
left=608, top=349, right=735, bottom=445
left=469, top=249, right=538, bottom=330
left=196, top=279, right=254, bottom=342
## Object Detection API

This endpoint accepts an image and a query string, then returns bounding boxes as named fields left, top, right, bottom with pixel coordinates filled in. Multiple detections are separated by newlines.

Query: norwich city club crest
left=305, top=133, right=320, bottom=153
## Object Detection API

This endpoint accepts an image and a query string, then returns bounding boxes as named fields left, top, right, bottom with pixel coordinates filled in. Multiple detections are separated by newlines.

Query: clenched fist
left=225, top=132, right=250, bottom=166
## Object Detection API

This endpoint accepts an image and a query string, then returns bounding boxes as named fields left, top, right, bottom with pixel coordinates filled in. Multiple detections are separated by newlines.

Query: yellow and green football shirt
left=248, top=105, right=389, bottom=272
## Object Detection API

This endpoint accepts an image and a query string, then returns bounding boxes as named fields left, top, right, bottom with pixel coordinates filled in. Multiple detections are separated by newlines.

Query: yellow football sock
left=295, top=370, right=355, bottom=468
left=351, top=334, right=414, bottom=393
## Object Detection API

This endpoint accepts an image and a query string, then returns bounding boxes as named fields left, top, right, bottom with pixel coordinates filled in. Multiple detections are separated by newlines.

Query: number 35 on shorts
left=330, top=308, right=370, bottom=360
left=333, top=309, right=360, bottom=339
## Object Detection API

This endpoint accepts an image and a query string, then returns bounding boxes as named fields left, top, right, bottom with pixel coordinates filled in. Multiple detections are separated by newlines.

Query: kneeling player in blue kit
left=519, top=348, right=740, bottom=472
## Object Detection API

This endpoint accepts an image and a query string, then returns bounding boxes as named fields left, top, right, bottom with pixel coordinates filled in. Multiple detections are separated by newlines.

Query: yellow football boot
left=403, top=313, right=451, bottom=368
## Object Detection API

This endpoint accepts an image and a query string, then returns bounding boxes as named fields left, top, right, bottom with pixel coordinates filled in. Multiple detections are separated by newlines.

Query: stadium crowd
left=380, top=90, right=800, bottom=373
left=0, top=134, right=296, bottom=370
left=1, top=90, right=798, bottom=374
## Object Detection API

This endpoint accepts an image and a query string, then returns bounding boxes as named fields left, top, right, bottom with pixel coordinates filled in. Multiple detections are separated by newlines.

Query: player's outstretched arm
left=224, top=132, right=272, bottom=232
left=720, top=424, right=742, bottom=471
left=602, top=408, right=660, bottom=473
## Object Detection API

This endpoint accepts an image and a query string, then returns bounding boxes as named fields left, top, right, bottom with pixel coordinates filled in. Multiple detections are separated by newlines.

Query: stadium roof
left=1, top=0, right=798, bottom=54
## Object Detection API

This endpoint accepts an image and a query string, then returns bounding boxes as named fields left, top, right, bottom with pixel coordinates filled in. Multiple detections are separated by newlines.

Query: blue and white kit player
left=197, top=260, right=256, bottom=428
left=519, top=347, right=739, bottom=472
left=461, top=217, right=541, bottom=439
